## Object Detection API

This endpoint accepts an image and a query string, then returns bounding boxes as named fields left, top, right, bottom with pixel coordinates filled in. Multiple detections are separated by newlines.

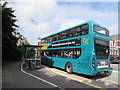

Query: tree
left=1, top=1, right=19, bottom=61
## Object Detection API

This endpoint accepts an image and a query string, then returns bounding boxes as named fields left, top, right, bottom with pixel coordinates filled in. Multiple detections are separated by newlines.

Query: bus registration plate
left=98, top=61, right=108, bottom=68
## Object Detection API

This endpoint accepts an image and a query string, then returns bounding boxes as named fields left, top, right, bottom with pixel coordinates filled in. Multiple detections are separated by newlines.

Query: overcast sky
left=4, top=0, right=119, bottom=45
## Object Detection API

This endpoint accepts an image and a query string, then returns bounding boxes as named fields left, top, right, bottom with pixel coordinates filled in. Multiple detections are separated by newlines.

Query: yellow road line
left=49, top=68, right=106, bottom=90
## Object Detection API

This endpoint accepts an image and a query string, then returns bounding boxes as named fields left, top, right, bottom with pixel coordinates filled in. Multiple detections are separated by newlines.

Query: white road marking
left=21, top=63, right=65, bottom=90
left=112, top=70, right=120, bottom=73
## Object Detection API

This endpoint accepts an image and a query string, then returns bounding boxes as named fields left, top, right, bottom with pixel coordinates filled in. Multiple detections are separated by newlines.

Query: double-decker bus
left=38, top=21, right=110, bottom=76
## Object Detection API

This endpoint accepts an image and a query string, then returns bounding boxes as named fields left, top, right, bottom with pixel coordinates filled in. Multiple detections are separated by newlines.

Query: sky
left=2, top=0, right=119, bottom=45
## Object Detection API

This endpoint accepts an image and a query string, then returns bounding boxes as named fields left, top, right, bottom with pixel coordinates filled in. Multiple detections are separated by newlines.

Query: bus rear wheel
left=65, top=63, right=73, bottom=74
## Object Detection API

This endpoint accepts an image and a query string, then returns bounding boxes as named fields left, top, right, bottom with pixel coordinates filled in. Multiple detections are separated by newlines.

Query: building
left=110, top=34, right=120, bottom=56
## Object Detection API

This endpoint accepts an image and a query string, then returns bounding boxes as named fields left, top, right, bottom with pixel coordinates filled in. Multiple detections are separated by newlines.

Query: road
left=2, top=61, right=57, bottom=89
left=110, top=63, right=119, bottom=71
left=2, top=61, right=119, bottom=89
left=2, top=61, right=95, bottom=89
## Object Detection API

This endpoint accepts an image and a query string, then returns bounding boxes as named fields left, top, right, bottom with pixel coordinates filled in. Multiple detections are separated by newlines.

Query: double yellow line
left=49, top=68, right=106, bottom=90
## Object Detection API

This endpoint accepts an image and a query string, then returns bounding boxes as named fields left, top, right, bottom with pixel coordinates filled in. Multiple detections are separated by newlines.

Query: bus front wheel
left=65, top=63, right=73, bottom=74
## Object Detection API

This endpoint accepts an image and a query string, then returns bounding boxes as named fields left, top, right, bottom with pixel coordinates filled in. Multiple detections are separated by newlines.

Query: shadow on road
left=44, top=64, right=113, bottom=80
left=72, top=70, right=112, bottom=80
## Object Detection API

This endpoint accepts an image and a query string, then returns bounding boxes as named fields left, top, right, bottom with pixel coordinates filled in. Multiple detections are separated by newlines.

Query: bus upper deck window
left=94, top=25, right=109, bottom=36
left=81, top=24, right=88, bottom=35
left=81, top=24, right=88, bottom=31
left=77, top=27, right=81, bottom=32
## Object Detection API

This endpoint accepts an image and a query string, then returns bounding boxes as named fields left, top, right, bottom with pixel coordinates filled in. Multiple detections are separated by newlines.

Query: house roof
left=110, top=34, right=120, bottom=41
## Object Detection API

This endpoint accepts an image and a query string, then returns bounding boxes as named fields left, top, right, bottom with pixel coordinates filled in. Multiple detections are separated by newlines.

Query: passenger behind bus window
left=67, top=52, right=76, bottom=59
left=74, top=53, right=78, bottom=58
left=64, top=53, right=68, bottom=58
left=44, top=52, right=48, bottom=56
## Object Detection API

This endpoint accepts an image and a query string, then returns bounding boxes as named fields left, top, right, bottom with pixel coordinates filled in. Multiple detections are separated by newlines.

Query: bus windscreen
left=94, top=25, right=109, bottom=36
left=94, top=38, right=109, bottom=59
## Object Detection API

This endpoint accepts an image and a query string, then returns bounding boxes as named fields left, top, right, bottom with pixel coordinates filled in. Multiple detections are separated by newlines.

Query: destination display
left=95, top=38, right=108, bottom=46
left=48, top=38, right=81, bottom=48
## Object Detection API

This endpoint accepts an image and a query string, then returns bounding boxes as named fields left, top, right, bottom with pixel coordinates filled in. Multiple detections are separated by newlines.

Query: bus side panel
left=42, top=56, right=66, bottom=69
left=42, top=56, right=54, bottom=66
left=42, top=56, right=79, bottom=72
left=51, top=57, right=66, bottom=69
left=52, top=57, right=79, bottom=72
left=63, top=58, right=79, bottom=72
left=76, top=35, right=93, bottom=75
left=77, top=54, right=92, bottom=75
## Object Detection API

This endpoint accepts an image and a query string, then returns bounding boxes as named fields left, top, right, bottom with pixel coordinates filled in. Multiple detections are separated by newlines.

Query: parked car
left=116, top=55, right=120, bottom=62
left=110, top=55, right=120, bottom=64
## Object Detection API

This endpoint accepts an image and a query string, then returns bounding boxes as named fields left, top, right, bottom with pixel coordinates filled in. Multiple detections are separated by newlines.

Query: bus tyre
left=65, top=63, right=73, bottom=74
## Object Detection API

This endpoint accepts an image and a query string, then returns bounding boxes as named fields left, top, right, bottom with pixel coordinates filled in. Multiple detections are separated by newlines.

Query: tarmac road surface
left=2, top=61, right=96, bottom=89
left=2, top=61, right=58, bottom=89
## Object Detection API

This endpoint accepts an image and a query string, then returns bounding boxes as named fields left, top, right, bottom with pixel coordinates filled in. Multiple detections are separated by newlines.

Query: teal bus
left=38, top=21, right=110, bottom=76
